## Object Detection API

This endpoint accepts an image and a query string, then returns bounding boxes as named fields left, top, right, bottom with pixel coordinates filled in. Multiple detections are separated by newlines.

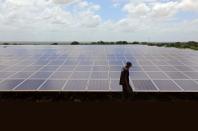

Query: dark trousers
left=122, top=84, right=133, bottom=99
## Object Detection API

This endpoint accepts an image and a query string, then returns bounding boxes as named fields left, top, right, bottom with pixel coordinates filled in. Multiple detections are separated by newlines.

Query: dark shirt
left=119, top=67, right=130, bottom=86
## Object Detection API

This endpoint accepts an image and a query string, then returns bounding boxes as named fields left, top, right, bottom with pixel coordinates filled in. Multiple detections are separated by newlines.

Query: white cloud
left=0, top=0, right=198, bottom=42
left=0, top=0, right=101, bottom=30
left=123, top=0, right=198, bottom=19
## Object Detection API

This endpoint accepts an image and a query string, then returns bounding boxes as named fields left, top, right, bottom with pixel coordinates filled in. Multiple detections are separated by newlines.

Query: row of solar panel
left=1, top=52, right=197, bottom=57
left=1, top=54, right=198, bottom=58
left=1, top=71, right=198, bottom=80
left=1, top=60, right=198, bottom=67
left=0, top=79, right=198, bottom=92
left=1, top=65, right=198, bottom=73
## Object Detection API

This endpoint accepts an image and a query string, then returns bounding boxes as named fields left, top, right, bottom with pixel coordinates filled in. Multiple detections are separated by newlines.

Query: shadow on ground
left=0, top=92, right=198, bottom=103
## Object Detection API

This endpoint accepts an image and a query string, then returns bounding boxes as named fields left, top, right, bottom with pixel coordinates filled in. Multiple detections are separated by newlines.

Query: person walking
left=120, top=62, right=133, bottom=97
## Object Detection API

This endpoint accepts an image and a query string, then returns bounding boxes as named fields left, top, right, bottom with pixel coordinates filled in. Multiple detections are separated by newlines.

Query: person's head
left=125, top=62, right=132, bottom=69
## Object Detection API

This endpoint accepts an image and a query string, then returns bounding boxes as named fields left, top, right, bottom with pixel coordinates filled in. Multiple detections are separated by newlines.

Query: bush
left=3, top=43, right=9, bottom=45
left=51, top=43, right=58, bottom=45
left=116, top=41, right=128, bottom=45
left=132, top=41, right=139, bottom=45
left=71, top=41, right=80, bottom=45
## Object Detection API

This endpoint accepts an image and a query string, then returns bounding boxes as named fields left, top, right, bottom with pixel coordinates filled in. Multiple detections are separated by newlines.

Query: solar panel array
left=0, top=45, right=198, bottom=92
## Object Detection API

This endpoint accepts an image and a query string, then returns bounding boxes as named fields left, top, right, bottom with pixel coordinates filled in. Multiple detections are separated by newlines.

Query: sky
left=0, top=0, right=198, bottom=42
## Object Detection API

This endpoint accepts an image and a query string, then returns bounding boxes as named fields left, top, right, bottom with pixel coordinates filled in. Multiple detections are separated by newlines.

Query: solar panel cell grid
left=75, top=66, right=92, bottom=71
left=39, top=80, right=66, bottom=90
left=183, top=72, right=198, bottom=79
left=132, top=80, right=158, bottom=91
left=175, top=80, right=198, bottom=91
left=40, top=66, right=59, bottom=71
left=88, top=80, right=109, bottom=91
left=142, top=66, right=160, bottom=71
left=158, top=66, right=178, bottom=71
left=49, top=72, right=72, bottom=80
left=15, top=79, right=45, bottom=90
left=57, top=66, right=75, bottom=71
left=146, top=72, right=169, bottom=79
left=110, top=72, right=120, bottom=80
left=130, top=72, right=150, bottom=80
left=110, top=80, right=122, bottom=91
left=64, top=80, right=87, bottom=91
left=70, top=72, right=90, bottom=79
left=0, top=72, right=16, bottom=78
left=91, top=72, right=108, bottom=79
left=1, top=45, right=198, bottom=92
left=165, top=72, right=189, bottom=79
left=153, top=80, right=182, bottom=91
left=11, top=72, right=34, bottom=79
left=30, top=72, right=53, bottom=79
left=0, top=79, right=24, bottom=90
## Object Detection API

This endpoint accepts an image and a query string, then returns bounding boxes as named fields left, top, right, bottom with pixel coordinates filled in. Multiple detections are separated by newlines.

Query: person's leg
left=122, top=85, right=130, bottom=99
left=128, top=85, right=133, bottom=93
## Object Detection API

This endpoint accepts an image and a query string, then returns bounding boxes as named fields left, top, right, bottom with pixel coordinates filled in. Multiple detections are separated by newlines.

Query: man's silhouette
left=119, top=62, right=133, bottom=95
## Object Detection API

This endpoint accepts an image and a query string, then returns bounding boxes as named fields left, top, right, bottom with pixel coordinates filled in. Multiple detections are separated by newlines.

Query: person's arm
left=124, top=71, right=130, bottom=88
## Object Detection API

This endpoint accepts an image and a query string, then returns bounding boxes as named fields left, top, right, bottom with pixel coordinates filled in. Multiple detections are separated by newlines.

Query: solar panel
left=32, top=60, right=49, bottom=65
left=130, top=72, right=150, bottom=80
left=174, top=80, right=198, bottom=91
left=22, top=66, right=43, bottom=71
left=70, top=72, right=90, bottom=79
left=0, top=79, right=24, bottom=90
left=4, top=66, right=25, bottom=72
left=30, top=72, right=52, bottom=79
left=165, top=72, right=189, bottom=79
left=0, top=65, right=7, bottom=71
left=109, top=66, right=122, bottom=71
left=11, top=72, right=34, bottom=79
left=183, top=72, right=198, bottom=79
left=88, top=80, right=109, bottom=91
left=92, top=66, right=109, bottom=71
left=40, top=66, right=59, bottom=71
left=1, top=45, right=198, bottom=92
left=64, top=80, right=87, bottom=91
left=142, top=66, right=160, bottom=71
left=91, top=72, right=108, bottom=79
left=146, top=72, right=169, bottom=79
left=174, top=66, right=194, bottom=72
left=158, top=66, right=178, bottom=71
left=131, top=66, right=143, bottom=71
left=132, top=80, right=158, bottom=91
left=15, top=79, right=45, bottom=90
left=57, top=66, right=75, bottom=71
left=75, top=66, right=92, bottom=71
left=39, top=80, right=66, bottom=90
left=0, top=72, right=16, bottom=79
left=153, top=80, right=182, bottom=91
left=49, top=72, right=72, bottom=80
left=94, top=61, right=108, bottom=65
left=109, top=72, right=120, bottom=80
left=110, top=80, right=122, bottom=91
